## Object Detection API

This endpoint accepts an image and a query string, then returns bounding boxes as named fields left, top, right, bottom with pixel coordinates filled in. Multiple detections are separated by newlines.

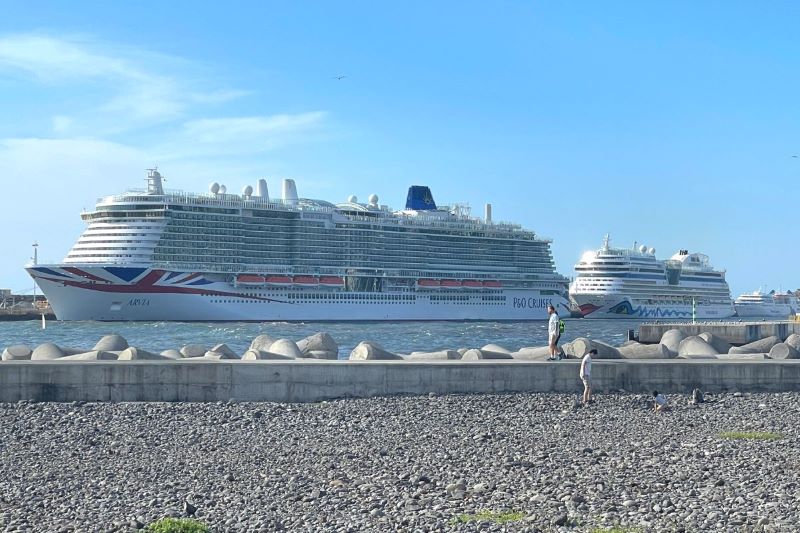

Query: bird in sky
left=332, top=75, right=347, bottom=80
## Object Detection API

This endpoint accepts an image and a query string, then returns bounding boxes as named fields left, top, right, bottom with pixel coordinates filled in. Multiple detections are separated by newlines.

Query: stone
left=349, top=341, right=402, bottom=360
left=117, top=347, right=168, bottom=360
left=250, top=334, right=276, bottom=352
left=268, top=339, right=303, bottom=359
left=2, top=344, right=32, bottom=361
left=241, top=349, right=294, bottom=360
left=769, top=343, right=800, bottom=360
left=571, top=337, right=621, bottom=359
left=677, top=336, right=719, bottom=358
left=403, top=350, right=462, bottom=360
left=698, top=332, right=733, bottom=355
left=460, top=348, right=513, bottom=360
left=296, top=332, right=338, bottom=359
left=660, top=329, right=688, bottom=357
left=60, top=351, right=118, bottom=361
left=730, top=336, right=781, bottom=355
left=618, top=342, right=671, bottom=359
left=784, top=334, right=800, bottom=351
left=480, top=343, right=511, bottom=354
left=93, top=334, right=129, bottom=352
left=160, top=349, right=183, bottom=359
left=180, top=344, right=207, bottom=358
left=31, top=342, right=66, bottom=360
left=691, top=388, right=704, bottom=404
left=204, top=343, right=239, bottom=360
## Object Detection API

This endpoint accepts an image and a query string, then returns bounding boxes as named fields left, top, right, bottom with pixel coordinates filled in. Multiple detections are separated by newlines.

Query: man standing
left=580, top=349, right=595, bottom=406
left=547, top=304, right=560, bottom=360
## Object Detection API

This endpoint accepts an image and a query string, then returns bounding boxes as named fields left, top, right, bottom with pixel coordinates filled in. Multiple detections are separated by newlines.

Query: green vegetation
left=453, top=510, right=525, bottom=524
left=719, top=431, right=783, bottom=441
left=144, top=518, right=210, bottom=533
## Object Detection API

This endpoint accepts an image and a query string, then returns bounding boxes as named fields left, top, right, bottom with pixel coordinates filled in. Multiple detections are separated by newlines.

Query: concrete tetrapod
left=180, top=344, right=207, bottom=358
left=241, top=349, right=295, bottom=360
left=461, top=348, right=513, bottom=360
left=93, top=334, right=129, bottom=352
left=660, top=329, right=688, bottom=357
left=117, top=347, right=169, bottom=360
left=784, top=333, right=800, bottom=351
left=618, top=342, right=672, bottom=360
left=160, top=349, right=183, bottom=359
left=480, top=344, right=512, bottom=354
left=204, top=343, right=239, bottom=360
left=698, top=332, right=733, bottom=355
left=349, top=341, right=403, bottom=360
left=60, top=351, right=118, bottom=361
left=2, top=345, right=32, bottom=361
left=250, top=334, right=277, bottom=353
left=729, top=336, right=781, bottom=355
left=717, top=353, right=770, bottom=360
left=31, top=343, right=66, bottom=360
left=269, top=339, right=304, bottom=359
left=571, top=338, right=621, bottom=359
left=296, top=332, right=338, bottom=359
left=511, top=347, right=552, bottom=360
left=677, top=336, right=718, bottom=359
left=402, top=350, right=462, bottom=361
left=768, top=343, right=800, bottom=360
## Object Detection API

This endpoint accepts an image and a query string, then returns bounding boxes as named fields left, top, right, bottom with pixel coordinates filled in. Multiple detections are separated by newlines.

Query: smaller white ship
left=734, top=289, right=795, bottom=318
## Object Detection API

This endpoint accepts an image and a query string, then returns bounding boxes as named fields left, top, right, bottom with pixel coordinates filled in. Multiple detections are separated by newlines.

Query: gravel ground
left=0, top=392, right=798, bottom=532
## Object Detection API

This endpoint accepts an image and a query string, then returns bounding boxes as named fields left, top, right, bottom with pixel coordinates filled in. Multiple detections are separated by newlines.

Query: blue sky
left=1, top=1, right=798, bottom=296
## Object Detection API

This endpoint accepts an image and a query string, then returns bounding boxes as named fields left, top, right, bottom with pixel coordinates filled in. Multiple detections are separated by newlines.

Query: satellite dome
left=243, top=185, right=253, bottom=197
left=210, top=182, right=220, bottom=194
left=638, top=245, right=647, bottom=253
left=648, top=247, right=656, bottom=255
left=368, top=194, right=379, bottom=205
left=219, top=184, right=227, bottom=194
left=347, top=195, right=358, bottom=203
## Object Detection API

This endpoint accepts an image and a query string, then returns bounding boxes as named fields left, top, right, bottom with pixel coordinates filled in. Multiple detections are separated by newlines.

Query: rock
left=117, top=347, right=168, bottom=360
left=730, top=336, right=781, bottom=355
left=349, top=341, right=403, bottom=360
left=180, top=344, right=207, bottom=358
left=296, top=332, right=338, bottom=359
left=60, top=351, right=118, bottom=361
left=571, top=337, right=621, bottom=359
left=698, top=332, right=733, bottom=355
left=461, top=348, right=513, bottom=360
left=2, top=344, right=32, bottom=361
left=249, top=334, right=276, bottom=352
left=480, top=343, right=511, bottom=354
left=769, top=343, right=800, bottom=360
left=677, top=336, right=719, bottom=358
left=511, top=346, right=552, bottom=360
left=268, top=339, right=303, bottom=359
left=204, top=343, right=239, bottom=360
left=160, top=349, right=183, bottom=359
left=618, top=342, right=671, bottom=359
left=403, top=350, right=462, bottom=361
left=785, top=333, right=800, bottom=351
left=660, top=329, right=688, bottom=357
left=691, top=388, right=704, bottom=404
left=241, top=349, right=294, bottom=360
left=93, top=334, right=129, bottom=352
left=31, top=342, right=66, bottom=360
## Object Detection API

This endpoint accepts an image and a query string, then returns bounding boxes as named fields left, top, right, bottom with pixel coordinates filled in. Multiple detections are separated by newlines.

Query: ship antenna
left=602, top=233, right=610, bottom=250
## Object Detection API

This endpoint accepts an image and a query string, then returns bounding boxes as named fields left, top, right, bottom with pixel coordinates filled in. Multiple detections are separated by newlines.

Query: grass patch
left=719, top=431, right=783, bottom=441
left=453, top=510, right=525, bottom=524
left=144, top=518, right=210, bottom=533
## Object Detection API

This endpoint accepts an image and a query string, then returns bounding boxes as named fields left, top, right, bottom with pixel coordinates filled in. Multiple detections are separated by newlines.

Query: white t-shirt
left=655, top=394, right=667, bottom=407
left=548, top=313, right=559, bottom=336
left=580, top=354, right=592, bottom=378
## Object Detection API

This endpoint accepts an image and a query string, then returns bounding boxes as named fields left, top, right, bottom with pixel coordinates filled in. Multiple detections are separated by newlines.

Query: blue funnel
left=405, top=186, right=437, bottom=210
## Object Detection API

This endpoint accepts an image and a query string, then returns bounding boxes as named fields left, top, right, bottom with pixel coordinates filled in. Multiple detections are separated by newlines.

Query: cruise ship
left=569, top=235, right=735, bottom=319
left=27, top=169, right=569, bottom=321
left=734, top=290, right=798, bottom=318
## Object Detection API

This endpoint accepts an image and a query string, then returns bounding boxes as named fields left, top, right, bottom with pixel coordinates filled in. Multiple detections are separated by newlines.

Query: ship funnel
left=282, top=178, right=298, bottom=205
left=485, top=203, right=492, bottom=223
left=146, top=168, right=164, bottom=195
left=256, top=178, right=269, bottom=200
left=405, top=185, right=437, bottom=211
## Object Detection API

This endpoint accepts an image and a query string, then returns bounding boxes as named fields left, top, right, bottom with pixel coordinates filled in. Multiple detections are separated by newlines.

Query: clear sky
left=1, top=1, right=798, bottom=296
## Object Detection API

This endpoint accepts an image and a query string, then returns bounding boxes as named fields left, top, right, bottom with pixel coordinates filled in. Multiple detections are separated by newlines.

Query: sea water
left=0, top=318, right=670, bottom=358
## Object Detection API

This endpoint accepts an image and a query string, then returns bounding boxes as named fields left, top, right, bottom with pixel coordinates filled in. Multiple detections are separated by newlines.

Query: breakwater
left=639, top=321, right=800, bottom=345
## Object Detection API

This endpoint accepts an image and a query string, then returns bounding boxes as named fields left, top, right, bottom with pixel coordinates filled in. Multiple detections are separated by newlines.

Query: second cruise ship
left=569, top=235, right=735, bottom=319
left=27, top=169, right=569, bottom=321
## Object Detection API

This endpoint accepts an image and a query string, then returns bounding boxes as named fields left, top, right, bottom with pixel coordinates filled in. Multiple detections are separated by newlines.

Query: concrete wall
left=638, top=322, right=800, bottom=345
left=2, top=360, right=800, bottom=402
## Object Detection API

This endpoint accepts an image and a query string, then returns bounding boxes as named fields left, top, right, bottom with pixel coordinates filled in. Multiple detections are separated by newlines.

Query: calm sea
left=0, top=318, right=680, bottom=358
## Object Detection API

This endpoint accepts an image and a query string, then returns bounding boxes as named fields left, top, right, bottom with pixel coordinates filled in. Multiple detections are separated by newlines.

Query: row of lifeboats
left=235, top=275, right=345, bottom=287
left=417, top=279, right=502, bottom=289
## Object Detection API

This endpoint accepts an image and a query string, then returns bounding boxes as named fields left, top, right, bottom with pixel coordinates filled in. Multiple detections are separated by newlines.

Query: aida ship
left=27, top=169, right=569, bottom=321
left=569, top=235, right=735, bottom=319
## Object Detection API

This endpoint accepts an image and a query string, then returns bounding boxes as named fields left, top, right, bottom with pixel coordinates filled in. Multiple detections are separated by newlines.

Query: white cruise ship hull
left=571, top=294, right=736, bottom=320
left=29, top=266, right=568, bottom=321
left=734, top=304, right=792, bottom=318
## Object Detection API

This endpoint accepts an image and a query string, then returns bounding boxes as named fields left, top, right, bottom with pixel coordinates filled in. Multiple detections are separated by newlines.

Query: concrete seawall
left=639, top=321, right=800, bottom=345
left=2, top=360, right=800, bottom=402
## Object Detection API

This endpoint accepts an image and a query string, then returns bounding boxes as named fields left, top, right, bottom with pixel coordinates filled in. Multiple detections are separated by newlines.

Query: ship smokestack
left=281, top=178, right=298, bottom=205
left=485, top=203, right=492, bottom=223
left=257, top=178, right=269, bottom=200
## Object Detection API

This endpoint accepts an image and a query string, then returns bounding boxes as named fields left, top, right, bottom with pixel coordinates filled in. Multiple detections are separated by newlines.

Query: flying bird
left=332, top=75, right=347, bottom=80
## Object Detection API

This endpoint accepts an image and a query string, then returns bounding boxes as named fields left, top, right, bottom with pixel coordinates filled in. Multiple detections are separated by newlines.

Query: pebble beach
left=1, top=391, right=798, bottom=532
